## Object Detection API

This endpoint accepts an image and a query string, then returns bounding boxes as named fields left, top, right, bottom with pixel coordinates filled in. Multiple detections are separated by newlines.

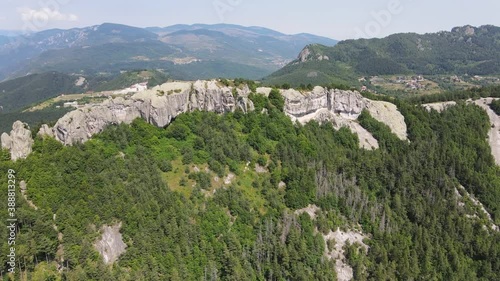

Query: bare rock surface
left=1, top=121, right=34, bottom=161
left=365, top=100, right=408, bottom=140
left=52, top=80, right=254, bottom=145
left=422, top=101, right=457, bottom=112
left=283, top=87, right=407, bottom=149
left=323, top=228, right=369, bottom=281
left=37, top=124, right=54, bottom=138
left=3, top=81, right=407, bottom=158
left=94, top=223, right=127, bottom=264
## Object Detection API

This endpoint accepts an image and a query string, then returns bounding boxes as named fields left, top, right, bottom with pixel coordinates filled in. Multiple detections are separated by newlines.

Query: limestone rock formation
left=422, top=101, right=457, bottom=112
left=282, top=87, right=407, bottom=149
left=94, top=223, right=127, bottom=264
left=51, top=80, right=254, bottom=145
left=365, top=100, right=408, bottom=141
left=4, top=81, right=408, bottom=157
left=37, top=124, right=54, bottom=138
left=1, top=121, right=34, bottom=161
left=54, top=97, right=142, bottom=144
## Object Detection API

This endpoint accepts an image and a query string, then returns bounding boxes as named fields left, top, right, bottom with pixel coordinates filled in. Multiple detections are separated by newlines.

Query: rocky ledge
left=277, top=86, right=407, bottom=149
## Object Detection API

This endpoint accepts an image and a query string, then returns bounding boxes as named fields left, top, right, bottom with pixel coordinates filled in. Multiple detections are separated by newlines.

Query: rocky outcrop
left=422, top=101, right=457, bottom=112
left=1, top=121, right=34, bottom=161
left=51, top=80, right=254, bottom=144
left=94, top=223, right=127, bottom=264
left=365, top=100, right=408, bottom=141
left=283, top=86, right=365, bottom=120
left=281, top=87, right=407, bottom=149
left=294, top=204, right=369, bottom=281
left=323, top=228, right=369, bottom=281
left=3, top=81, right=408, bottom=157
left=37, top=124, right=54, bottom=138
left=54, top=97, right=142, bottom=145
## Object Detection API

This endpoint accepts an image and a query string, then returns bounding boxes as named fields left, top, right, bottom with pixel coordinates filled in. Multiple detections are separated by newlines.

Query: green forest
left=1, top=87, right=500, bottom=280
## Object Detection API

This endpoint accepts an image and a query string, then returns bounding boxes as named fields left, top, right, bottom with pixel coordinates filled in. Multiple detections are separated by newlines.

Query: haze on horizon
left=1, top=0, right=499, bottom=40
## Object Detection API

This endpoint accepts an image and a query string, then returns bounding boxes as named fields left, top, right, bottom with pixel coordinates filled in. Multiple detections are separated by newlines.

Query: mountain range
left=0, top=23, right=337, bottom=81
left=264, top=25, right=500, bottom=87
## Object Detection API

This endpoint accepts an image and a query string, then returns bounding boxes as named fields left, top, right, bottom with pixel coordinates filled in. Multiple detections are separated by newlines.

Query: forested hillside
left=264, top=25, right=500, bottom=87
left=1, top=88, right=500, bottom=280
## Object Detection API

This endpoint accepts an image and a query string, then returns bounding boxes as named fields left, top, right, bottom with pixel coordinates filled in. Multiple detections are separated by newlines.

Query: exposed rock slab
left=365, top=100, right=408, bottom=140
left=37, top=124, right=54, bottom=138
left=323, top=228, right=369, bottom=281
left=422, top=101, right=457, bottom=112
left=52, top=80, right=254, bottom=144
left=94, top=223, right=127, bottom=265
left=1, top=121, right=34, bottom=161
left=3, top=81, right=407, bottom=158
left=54, top=97, right=142, bottom=145
left=283, top=87, right=407, bottom=149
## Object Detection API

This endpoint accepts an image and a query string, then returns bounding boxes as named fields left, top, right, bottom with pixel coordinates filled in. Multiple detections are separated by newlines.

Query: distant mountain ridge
left=264, top=25, right=500, bottom=87
left=0, top=23, right=337, bottom=81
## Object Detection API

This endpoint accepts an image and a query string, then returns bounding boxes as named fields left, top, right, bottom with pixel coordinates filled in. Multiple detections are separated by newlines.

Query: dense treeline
left=0, top=108, right=71, bottom=134
left=1, top=87, right=500, bottom=280
left=265, top=26, right=500, bottom=87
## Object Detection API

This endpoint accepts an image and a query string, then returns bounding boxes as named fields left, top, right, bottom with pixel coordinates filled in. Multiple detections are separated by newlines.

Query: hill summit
left=264, top=25, right=500, bottom=87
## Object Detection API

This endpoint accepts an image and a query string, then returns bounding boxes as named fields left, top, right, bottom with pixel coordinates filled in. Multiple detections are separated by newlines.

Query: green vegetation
left=1, top=87, right=500, bottom=280
left=0, top=72, right=84, bottom=113
left=264, top=25, right=500, bottom=88
left=490, top=99, right=500, bottom=115
left=93, top=70, right=169, bottom=92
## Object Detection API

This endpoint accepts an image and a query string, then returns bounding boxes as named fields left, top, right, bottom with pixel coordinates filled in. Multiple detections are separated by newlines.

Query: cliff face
left=4, top=80, right=409, bottom=158
left=40, top=80, right=254, bottom=145
left=280, top=86, right=408, bottom=149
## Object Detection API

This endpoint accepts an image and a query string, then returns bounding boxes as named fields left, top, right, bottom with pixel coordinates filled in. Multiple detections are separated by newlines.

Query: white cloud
left=20, top=7, right=78, bottom=23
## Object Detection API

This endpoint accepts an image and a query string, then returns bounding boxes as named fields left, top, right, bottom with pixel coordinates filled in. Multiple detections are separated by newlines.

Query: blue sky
left=1, top=0, right=500, bottom=39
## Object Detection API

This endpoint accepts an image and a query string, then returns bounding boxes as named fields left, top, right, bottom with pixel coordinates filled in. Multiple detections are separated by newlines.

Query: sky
left=1, top=0, right=500, bottom=40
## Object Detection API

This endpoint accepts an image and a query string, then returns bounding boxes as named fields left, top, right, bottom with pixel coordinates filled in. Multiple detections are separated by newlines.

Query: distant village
left=360, top=74, right=500, bottom=93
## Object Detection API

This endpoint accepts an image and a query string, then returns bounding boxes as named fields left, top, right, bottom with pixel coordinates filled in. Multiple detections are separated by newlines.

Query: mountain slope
left=1, top=86, right=500, bottom=280
left=0, top=23, right=337, bottom=81
left=264, top=25, right=500, bottom=86
left=0, top=72, right=86, bottom=113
